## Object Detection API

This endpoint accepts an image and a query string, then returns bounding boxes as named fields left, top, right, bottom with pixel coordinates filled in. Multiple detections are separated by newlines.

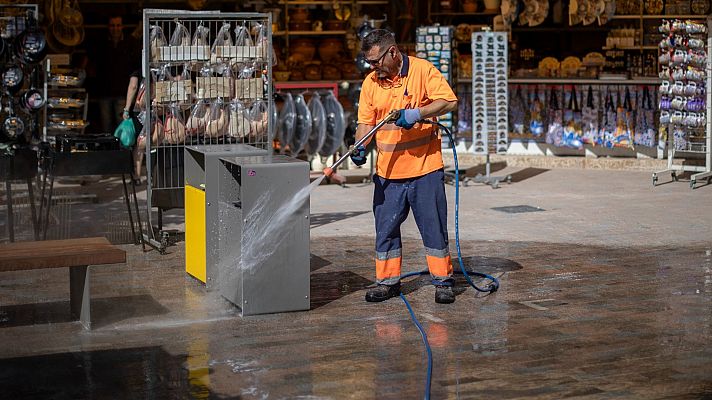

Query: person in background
left=122, top=70, right=143, bottom=185
left=352, top=29, right=459, bottom=304
left=94, top=16, right=140, bottom=134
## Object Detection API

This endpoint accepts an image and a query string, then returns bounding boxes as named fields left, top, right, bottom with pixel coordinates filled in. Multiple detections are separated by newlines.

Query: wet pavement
left=0, top=166, right=711, bottom=398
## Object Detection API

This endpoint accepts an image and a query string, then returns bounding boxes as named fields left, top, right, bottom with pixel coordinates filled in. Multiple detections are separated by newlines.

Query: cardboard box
left=211, top=45, right=265, bottom=63
left=195, top=77, right=232, bottom=99
left=234, top=78, right=263, bottom=100
left=158, top=46, right=210, bottom=61
left=155, top=80, right=192, bottom=103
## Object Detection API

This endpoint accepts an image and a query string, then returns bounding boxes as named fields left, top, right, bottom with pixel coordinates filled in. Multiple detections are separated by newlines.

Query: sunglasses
left=365, top=46, right=393, bottom=66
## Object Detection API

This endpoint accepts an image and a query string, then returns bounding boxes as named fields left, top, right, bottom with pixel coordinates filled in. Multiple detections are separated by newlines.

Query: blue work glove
left=350, top=144, right=367, bottom=166
left=394, top=108, right=421, bottom=129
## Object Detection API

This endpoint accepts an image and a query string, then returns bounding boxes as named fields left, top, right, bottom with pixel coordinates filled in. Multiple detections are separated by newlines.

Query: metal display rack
left=142, top=10, right=272, bottom=252
left=653, top=17, right=712, bottom=189
left=469, top=29, right=511, bottom=188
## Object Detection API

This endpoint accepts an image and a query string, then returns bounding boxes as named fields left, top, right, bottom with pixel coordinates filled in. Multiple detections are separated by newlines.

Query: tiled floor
left=0, top=166, right=711, bottom=399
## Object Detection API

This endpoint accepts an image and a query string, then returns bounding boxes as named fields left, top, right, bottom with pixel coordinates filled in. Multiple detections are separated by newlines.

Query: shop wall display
left=416, top=25, right=455, bottom=147
left=654, top=17, right=712, bottom=188
left=0, top=5, right=45, bottom=148
left=509, top=83, right=659, bottom=150
left=471, top=30, right=508, bottom=155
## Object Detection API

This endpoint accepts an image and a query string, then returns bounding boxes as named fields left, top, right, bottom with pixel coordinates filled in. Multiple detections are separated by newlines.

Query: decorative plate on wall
left=691, top=0, right=710, bottom=14
left=645, top=0, right=664, bottom=14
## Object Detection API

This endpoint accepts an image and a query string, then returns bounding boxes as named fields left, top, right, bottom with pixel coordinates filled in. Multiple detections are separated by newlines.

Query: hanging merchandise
left=192, top=23, right=209, bottom=46
left=278, top=93, right=296, bottom=152
left=528, top=88, right=544, bottom=137
left=319, top=91, right=346, bottom=158
left=170, top=21, right=190, bottom=46
left=204, top=97, right=228, bottom=138
left=290, top=93, right=312, bottom=154
left=545, top=87, right=563, bottom=146
left=561, top=86, right=584, bottom=149
left=598, top=90, right=614, bottom=147
left=635, top=86, right=656, bottom=147
left=569, top=0, right=582, bottom=25
left=2, top=98, right=24, bottom=141
left=305, top=93, right=327, bottom=155
left=501, top=0, right=521, bottom=28
left=510, top=86, right=526, bottom=135
left=228, top=99, right=249, bottom=139
left=598, top=0, right=616, bottom=25
left=520, top=0, right=548, bottom=27
left=581, top=86, right=599, bottom=145
left=471, top=31, right=508, bottom=154
left=15, top=12, right=47, bottom=64
left=657, top=18, right=710, bottom=163
left=612, top=88, right=633, bottom=148
left=187, top=99, right=210, bottom=137
left=2, top=63, right=24, bottom=94
left=247, top=100, right=269, bottom=140
left=149, top=24, right=167, bottom=61
left=163, top=103, right=186, bottom=144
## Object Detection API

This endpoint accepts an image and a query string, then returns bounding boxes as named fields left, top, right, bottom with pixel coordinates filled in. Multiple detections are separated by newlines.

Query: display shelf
left=275, top=80, right=362, bottom=84
left=274, top=30, right=346, bottom=36
left=508, top=77, right=660, bottom=84
left=602, top=45, right=660, bottom=50
left=612, top=14, right=707, bottom=19
left=430, top=11, right=499, bottom=16
left=274, top=81, right=338, bottom=96
left=278, top=0, right=387, bottom=4
left=511, top=26, right=610, bottom=32
left=641, top=14, right=707, bottom=19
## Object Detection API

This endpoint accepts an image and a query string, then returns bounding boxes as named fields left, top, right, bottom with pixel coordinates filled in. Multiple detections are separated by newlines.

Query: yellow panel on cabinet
left=185, top=185, right=206, bottom=283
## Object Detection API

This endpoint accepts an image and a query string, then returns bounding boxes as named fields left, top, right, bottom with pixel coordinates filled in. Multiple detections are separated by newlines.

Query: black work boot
left=365, top=283, right=401, bottom=302
left=435, top=285, right=455, bottom=304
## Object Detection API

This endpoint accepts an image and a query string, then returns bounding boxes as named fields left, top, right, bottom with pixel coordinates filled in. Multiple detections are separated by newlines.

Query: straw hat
left=51, top=1, right=84, bottom=47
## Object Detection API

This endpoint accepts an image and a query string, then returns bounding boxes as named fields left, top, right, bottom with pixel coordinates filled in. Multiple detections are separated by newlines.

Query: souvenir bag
left=600, top=89, right=616, bottom=147
left=635, top=86, right=656, bottom=147
left=509, top=86, right=526, bottom=135
left=581, top=86, right=599, bottom=145
left=545, top=87, right=563, bottom=146
left=561, top=85, right=584, bottom=148
left=205, top=97, right=228, bottom=140
left=186, top=99, right=210, bottom=137
left=248, top=100, right=269, bottom=141
left=528, top=88, right=544, bottom=137
left=163, top=103, right=186, bottom=144
left=228, top=99, right=250, bottom=139
left=612, top=87, right=634, bottom=148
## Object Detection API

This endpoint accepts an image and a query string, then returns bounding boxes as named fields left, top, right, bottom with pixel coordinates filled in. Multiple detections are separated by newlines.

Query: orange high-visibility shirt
left=358, top=55, right=457, bottom=179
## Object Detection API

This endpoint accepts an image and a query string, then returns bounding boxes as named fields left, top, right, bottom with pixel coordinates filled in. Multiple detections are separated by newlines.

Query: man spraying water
left=349, top=29, right=459, bottom=303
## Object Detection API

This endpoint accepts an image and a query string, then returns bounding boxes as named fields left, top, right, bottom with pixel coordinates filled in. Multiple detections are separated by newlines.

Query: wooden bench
left=0, top=237, right=126, bottom=329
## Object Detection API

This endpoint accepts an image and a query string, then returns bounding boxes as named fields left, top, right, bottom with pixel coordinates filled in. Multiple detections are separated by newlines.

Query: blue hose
left=400, top=293, right=432, bottom=400
left=399, top=120, right=500, bottom=399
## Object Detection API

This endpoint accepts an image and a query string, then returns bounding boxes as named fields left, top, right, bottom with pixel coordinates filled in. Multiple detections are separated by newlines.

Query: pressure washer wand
left=323, top=110, right=400, bottom=178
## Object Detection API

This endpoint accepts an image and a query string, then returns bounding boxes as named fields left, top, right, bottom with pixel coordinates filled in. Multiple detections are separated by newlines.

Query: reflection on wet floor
left=0, top=238, right=711, bottom=398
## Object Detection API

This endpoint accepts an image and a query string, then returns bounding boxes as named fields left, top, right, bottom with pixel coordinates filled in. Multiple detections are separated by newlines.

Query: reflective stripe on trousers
left=373, top=169, right=453, bottom=285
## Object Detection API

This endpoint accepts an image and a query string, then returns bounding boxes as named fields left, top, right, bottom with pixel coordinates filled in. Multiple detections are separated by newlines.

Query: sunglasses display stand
left=653, top=17, right=712, bottom=189
left=415, top=25, right=456, bottom=149
left=469, top=29, right=511, bottom=189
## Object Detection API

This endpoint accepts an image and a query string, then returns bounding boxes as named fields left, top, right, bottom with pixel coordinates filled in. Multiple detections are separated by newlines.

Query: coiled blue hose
left=399, top=120, right=500, bottom=399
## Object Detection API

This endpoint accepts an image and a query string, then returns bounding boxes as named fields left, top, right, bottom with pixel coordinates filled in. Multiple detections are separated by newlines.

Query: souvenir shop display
left=416, top=25, right=455, bottom=146
left=654, top=18, right=712, bottom=188
left=471, top=30, right=508, bottom=154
